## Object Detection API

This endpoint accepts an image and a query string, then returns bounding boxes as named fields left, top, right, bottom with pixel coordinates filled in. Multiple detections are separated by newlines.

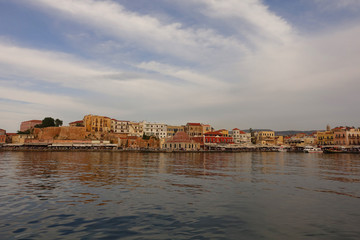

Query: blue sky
left=1, top=0, right=360, bottom=132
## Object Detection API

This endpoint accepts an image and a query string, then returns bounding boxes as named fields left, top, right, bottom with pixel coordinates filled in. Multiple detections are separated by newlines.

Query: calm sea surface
left=0, top=151, right=359, bottom=239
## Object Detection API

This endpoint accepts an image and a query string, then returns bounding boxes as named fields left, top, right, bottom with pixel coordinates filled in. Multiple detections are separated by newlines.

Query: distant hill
left=274, top=130, right=320, bottom=136
left=242, top=129, right=320, bottom=136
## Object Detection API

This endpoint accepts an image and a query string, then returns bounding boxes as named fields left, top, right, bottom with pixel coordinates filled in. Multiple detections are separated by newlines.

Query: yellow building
left=185, top=123, right=203, bottom=137
left=129, top=122, right=143, bottom=137
left=84, top=115, right=111, bottom=133
left=317, top=131, right=334, bottom=146
left=255, top=131, right=275, bottom=145
left=167, top=125, right=185, bottom=137
left=202, top=124, right=212, bottom=134
left=218, top=129, right=229, bottom=137
left=275, top=136, right=284, bottom=145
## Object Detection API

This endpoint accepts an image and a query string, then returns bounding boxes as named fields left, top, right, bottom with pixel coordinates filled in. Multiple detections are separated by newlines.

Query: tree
left=35, top=117, right=63, bottom=128
left=17, top=129, right=30, bottom=134
left=41, top=117, right=56, bottom=128
left=55, top=119, right=63, bottom=127
left=142, top=133, right=150, bottom=140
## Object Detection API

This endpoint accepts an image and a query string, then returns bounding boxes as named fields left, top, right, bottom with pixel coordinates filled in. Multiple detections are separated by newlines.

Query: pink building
left=20, top=120, right=42, bottom=132
left=0, top=129, right=6, bottom=144
left=334, top=128, right=360, bottom=146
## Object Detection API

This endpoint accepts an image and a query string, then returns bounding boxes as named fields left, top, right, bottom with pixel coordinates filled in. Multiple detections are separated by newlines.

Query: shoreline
left=1, top=146, right=359, bottom=154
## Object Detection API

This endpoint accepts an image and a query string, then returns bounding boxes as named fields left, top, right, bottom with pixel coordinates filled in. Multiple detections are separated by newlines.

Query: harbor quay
left=1, top=115, right=360, bottom=153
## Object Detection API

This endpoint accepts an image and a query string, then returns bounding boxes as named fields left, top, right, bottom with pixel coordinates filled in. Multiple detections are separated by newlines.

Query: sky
left=1, top=0, right=360, bottom=132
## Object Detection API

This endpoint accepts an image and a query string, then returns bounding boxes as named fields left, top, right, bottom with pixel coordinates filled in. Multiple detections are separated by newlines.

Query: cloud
left=314, top=0, right=360, bottom=11
left=1, top=0, right=360, bottom=131
left=26, top=0, right=248, bottom=64
left=194, top=0, right=294, bottom=44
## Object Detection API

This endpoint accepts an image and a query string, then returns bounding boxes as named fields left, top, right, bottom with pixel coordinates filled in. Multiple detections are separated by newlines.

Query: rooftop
left=187, top=123, right=202, bottom=126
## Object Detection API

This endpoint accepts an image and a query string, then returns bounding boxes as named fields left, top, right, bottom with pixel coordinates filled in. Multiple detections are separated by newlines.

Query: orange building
left=0, top=129, right=6, bottom=144
left=20, top=120, right=42, bottom=132
left=69, top=120, right=84, bottom=127
left=83, top=115, right=111, bottom=133
left=164, top=132, right=200, bottom=151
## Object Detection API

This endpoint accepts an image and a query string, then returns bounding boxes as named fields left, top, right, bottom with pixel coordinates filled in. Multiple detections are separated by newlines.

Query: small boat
left=323, top=147, right=346, bottom=154
left=277, top=146, right=287, bottom=152
left=303, top=146, right=323, bottom=153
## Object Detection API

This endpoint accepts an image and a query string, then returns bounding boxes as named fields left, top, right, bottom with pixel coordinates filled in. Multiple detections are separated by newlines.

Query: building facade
left=112, top=119, right=131, bottom=134
left=185, top=123, right=203, bottom=137
left=164, top=132, right=200, bottom=151
left=142, top=121, right=167, bottom=139
left=255, top=131, right=276, bottom=145
left=334, top=128, right=360, bottom=146
left=230, top=128, right=251, bottom=144
left=204, top=130, right=234, bottom=144
left=317, top=131, right=334, bottom=146
left=84, top=115, right=111, bottom=133
left=202, top=124, right=212, bottom=134
left=129, top=122, right=143, bottom=137
left=0, top=129, right=6, bottom=144
left=167, top=125, right=185, bottom=137
left=20, top=120, right=42, bottom=132
left=69, top=120, right=84, bottom=127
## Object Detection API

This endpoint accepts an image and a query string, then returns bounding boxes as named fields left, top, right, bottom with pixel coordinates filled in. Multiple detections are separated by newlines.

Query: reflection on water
left=0, top=152, right=359, bottom=239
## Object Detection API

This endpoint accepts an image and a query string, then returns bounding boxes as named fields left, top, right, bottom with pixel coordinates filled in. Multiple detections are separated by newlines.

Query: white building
left=129, top=122, right=143, bottom=137
left=112, top=119, right=131, bottom=134
left=142, top=121, right=167, bottom=139
left=230, top=128, right=251, bottom=144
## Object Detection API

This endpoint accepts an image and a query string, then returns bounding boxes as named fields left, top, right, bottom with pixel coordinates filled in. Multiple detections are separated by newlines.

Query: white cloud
left=1, top=0, right=360, bottom=131
left=26, top=0, right=248, bottom=64
left=314, top=0, right=360, bottom=11
left=194, top=0, right=294, bottom=44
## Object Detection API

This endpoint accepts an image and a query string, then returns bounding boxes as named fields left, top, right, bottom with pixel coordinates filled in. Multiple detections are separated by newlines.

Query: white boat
left=303, top=146, right=323, bottom=153
left=278, top=146, right=287, bottom=152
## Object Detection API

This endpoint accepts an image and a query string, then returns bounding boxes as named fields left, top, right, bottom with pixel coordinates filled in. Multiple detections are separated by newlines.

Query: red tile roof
left=69, top=120, right=83, bottom=124
left=167, top=132, right=192, bottom=143
left=187, top=123, right=202, bottom=126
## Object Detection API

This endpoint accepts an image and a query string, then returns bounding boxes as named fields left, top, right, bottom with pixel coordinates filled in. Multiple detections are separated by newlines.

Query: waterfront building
left=20, top=120, right=42, bottom=132
left=219, top=129, right=229, bottom=137
left=112, top=119, right=131, bottom=134
left=164, top=132, right=200, bottom=151
left=129, top=122, right=143, bottom=137
left=69, top=120, right=84, bottom=127
left=204, top=130, right=234, bottom=144
left=275, top=136, right=284, bottom=145
left=317, top=131, right=334, bottom=146
left=0, top=129, right=6, bottom=144
left=285, top=134, right=317, bottom=147
left=142, top=121, right=167, bottom=139
left=5, top=133, right=17, bottom=143
left=167, top=125, right=185, bottom=137
left=84, top=115, right=111, bottom=133
left=0, top=128, right=6, bottom=135
left=255, top=131, right=276, bottom=145
left=334, top=127, right=360, bottom=146
left=118, top=135, right=160, bottom=149
left=230, top=128, right=251, bottom=144
left=185, top=123, right=203, bottom=137
left=202, top=124, right=212, bottom=134
left=9, top=134, right=35, bottom=144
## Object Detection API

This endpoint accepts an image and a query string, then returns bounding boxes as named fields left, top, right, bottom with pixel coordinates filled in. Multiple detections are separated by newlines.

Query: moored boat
left=322, top=146, right=346, bottom=154
left=303, top=146, right=323, bottom=153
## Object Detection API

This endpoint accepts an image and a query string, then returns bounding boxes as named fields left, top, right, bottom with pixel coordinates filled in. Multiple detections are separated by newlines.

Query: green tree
left=42, top=117, right=56, bottom=127
left=142, top=133, right=150, bottom=140
left=17, top=129, right=30, bottom=134
left=35, top=117, right=63, bottom=128
left=55, top=119, right=63, bottom=127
